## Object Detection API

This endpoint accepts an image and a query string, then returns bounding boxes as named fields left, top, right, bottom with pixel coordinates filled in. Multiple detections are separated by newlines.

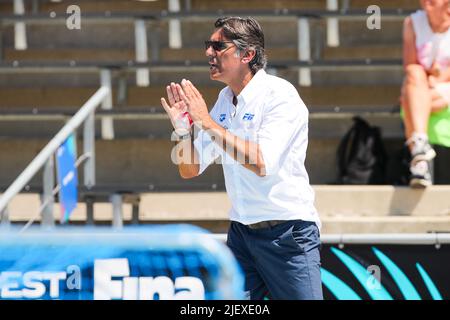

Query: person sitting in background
left=401, top=0, right=450, bottom=187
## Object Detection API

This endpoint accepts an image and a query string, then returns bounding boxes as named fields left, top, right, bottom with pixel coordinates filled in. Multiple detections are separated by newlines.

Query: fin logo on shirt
left=242, top=113, right=255, bottom=121
left=219, top=114, right=226, bottom=122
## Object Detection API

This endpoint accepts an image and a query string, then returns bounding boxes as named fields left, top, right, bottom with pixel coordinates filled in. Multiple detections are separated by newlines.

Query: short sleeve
left=193, top=128, right=221, bottom=174
left=193, top=103, right=222, bottom=175
left=257, top=90, right=307, bottom=176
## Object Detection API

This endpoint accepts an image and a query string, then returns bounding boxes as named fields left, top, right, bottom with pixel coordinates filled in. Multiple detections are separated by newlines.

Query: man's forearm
left=174, top=137, right=200, bottom=178
left=202, top=118, right=266, bottom=176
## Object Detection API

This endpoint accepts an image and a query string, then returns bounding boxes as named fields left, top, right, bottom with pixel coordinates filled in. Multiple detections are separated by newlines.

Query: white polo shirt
left=193, top=69, right=321, bottom=228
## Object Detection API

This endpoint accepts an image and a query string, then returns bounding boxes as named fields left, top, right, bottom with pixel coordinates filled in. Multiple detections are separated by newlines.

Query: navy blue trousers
left=227, top=220, right=323, bottom=300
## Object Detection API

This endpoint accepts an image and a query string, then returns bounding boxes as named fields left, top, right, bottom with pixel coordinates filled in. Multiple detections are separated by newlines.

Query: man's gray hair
left=214, top=16, right=267, bottom=74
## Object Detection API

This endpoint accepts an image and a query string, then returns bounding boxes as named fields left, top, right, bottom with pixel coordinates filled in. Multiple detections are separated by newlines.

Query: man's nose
left=205, top=45, right=215, bottom=57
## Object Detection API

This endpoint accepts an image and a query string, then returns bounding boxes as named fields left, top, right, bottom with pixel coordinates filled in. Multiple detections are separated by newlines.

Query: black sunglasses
left=204, top=40, right=234, bottom=51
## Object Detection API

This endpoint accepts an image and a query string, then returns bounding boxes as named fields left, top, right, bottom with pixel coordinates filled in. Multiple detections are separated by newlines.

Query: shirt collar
left=238, top=69, right=267, bottom=105
left=224, top=69, right=267, bottom=106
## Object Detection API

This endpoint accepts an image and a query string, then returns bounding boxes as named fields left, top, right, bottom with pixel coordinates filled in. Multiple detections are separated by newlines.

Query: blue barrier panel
left=0, top=225, right=245, bottom=300
left=56, top=134, right=78, bottom=223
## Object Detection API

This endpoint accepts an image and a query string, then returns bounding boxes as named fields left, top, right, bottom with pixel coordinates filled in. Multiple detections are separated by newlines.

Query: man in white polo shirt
left=161, top=17, right=322, bottom=300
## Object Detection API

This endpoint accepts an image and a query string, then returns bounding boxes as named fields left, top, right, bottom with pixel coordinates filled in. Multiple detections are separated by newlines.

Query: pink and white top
left=411, top=10, right=450, bottom=71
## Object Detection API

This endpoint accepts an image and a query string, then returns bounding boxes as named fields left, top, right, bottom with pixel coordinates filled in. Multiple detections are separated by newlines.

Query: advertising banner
left=321, top=243, right=449, bottom=300
left=0, top=226, right=244, bottom=300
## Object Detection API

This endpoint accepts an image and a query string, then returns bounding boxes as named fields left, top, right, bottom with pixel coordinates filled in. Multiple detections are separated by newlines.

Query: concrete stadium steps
left=4, top=48, right=136, bottom=61
left=189, top=0, right=327, bottom=10
left=322, top=45, right=402, bottom=60
left=0, top=0, right=328, bottom=15
left=348, top=0, right=417, bottom=10
left=0, top=68, right=404, bottom=86
left=2, top=21, right=300, bottom=49
left=0, top=137, right=407, bottom=188
left=0, top=71, right=220, bottom=87
left=2, top=135, right=449, bottom=188
left=0, top=113, right=404, bottom=140
left=1, top=18, right=404, bottom=49
left=4, top=186, right=450, bottom=233
left=4, top=45, right=403, bottom=62
left=0, top=86, right=217, bottom=107
left=0, top=85, right=401, bottom=107
left=36, top=0, right=168, bottom=12
left=0, top=0, right=166, bottom=13
left=4, top=48, right=300, bottom=62
left=0, top=118, right=175, bottom=138
left=0, top=138, right=226, bottom=188
left=337, top=20, right=403, bottom=46
left=0, top=0, right=418, bottom=14
left=309, top=68, right=403, bottom=86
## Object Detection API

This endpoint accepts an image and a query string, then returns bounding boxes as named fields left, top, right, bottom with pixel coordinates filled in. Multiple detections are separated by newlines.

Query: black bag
left=336, top=116, right=387, bottom=184
left=385, top=145, right=411, bottom=186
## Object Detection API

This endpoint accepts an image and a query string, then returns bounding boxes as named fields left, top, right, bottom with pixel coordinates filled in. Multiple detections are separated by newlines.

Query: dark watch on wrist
left=172, top=130, right=192, bottom=140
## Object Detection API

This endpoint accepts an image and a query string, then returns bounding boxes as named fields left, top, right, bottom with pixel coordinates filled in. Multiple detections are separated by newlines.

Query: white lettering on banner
left=22, top=272, right=46, bottom=299
left=93, top=258, right=205, bottom=300
left=0, top=271, right=67, bottom=299
left=173, top=277, right=205, bottom=300
left=66, top=265, right=82, bottom=290
left=0, top=272, right=22, bottom=298
left=94, top=258, right=129, bottom=300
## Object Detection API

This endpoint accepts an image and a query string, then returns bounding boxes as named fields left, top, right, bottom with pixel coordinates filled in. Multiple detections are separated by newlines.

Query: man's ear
left=241, top=48, right=256, bottom=64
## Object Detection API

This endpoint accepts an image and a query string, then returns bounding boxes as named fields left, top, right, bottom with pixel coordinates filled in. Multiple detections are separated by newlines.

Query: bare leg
left=400, top=82, right=414, bottom=140
left=401, top=65, right=432, bottom=145
left=401, top=66, right=444, bottom=188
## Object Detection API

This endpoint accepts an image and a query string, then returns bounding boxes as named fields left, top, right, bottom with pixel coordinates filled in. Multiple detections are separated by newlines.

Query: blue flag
left=56, top=134, right=78, bottom=223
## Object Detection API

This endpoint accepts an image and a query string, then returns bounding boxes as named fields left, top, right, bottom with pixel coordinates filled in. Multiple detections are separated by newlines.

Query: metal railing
left=211, top=233, right=450, bottom=246
left=0, top=86, right=111, bottom=229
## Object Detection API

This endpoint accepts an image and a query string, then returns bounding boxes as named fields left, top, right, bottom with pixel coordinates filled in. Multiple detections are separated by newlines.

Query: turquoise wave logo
left=321, top=247, right=443, bottom=300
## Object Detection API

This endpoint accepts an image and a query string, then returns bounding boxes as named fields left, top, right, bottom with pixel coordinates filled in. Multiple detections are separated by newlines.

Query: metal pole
left=327, top=0, right=340, bottom=47
left=149, top=22, right=160, bottom=63
left=14, top=0, right=27, bottom=50
left=0, top=24, right=4, bottom=62
left=83, top=112, right=95, bottom=188
left=184, top=0, right=192, bottom=11
left=41, top=156, right=55, bottom=227
left=298, top=18, right=311, bottom=86
left=127, top=194, right=140, bottom=225
left=0, top=87, right=109, bottom=214
left=100, top=69, right=114, bottom=140
left=342, top=0, right=351, bottom=11
left=117, top=75, right=128, bottom=107
left=110, top=193, right=123, bottom=229
left=85, top=196, right=94, bottom=225
left=0, top=207, right=10, bottom=228
left=31, top=0, right=40, bottom=14
left=429, top=159, right=435, bottom=184
left=135, top=19, right=150, bottom=87
left=131, top=203, right=139, bottom=225
left=168, top=0, right=182, bottom=48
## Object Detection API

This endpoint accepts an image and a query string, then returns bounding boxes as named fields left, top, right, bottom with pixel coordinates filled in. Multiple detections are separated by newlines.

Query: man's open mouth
left=209, top=62, right=218, bottom=71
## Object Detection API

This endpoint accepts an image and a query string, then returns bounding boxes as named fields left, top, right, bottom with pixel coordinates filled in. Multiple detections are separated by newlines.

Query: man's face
left=205, top=28, right=242, bottom=83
